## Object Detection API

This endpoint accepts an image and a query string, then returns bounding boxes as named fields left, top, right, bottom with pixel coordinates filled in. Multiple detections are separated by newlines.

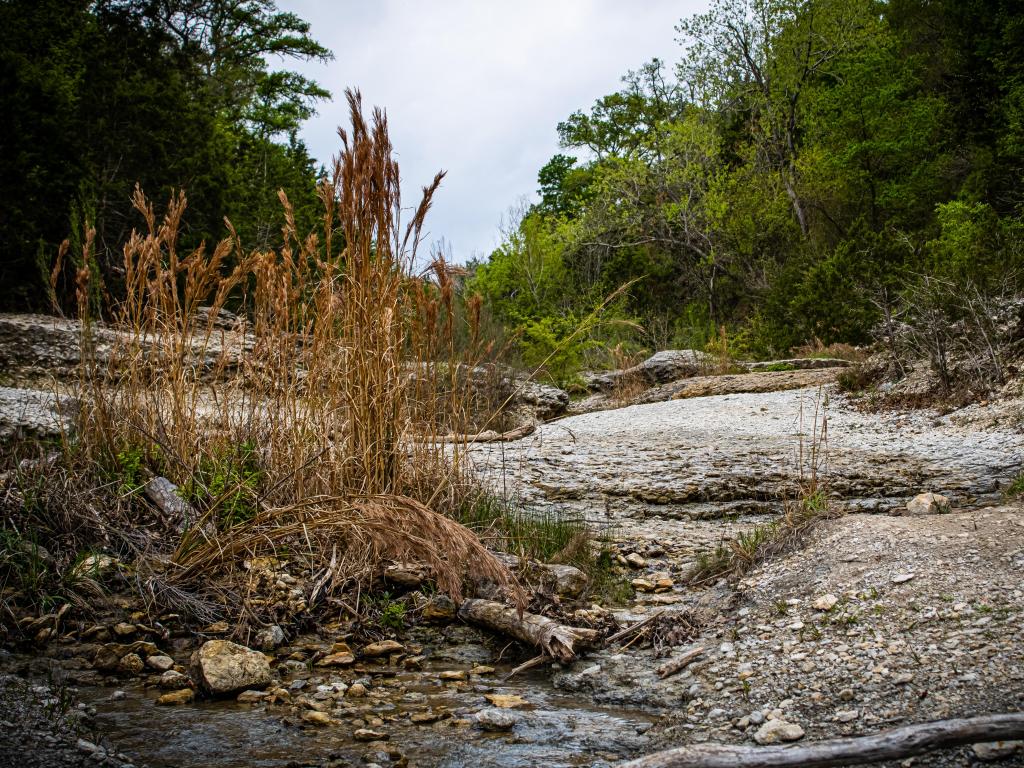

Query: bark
left=458, top=599, right=600, bottom=663
left=617, top=714, right=1024, bottom=768
left=655, top=646, right=704, bottom=679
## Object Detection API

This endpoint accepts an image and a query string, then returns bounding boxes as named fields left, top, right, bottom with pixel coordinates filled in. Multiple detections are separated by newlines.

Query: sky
left=276, top=0, right=709, bottom=263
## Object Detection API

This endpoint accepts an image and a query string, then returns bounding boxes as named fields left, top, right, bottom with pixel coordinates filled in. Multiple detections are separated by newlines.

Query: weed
left=763, top=362, right=797, bottom=372
left=369, top=591, right=407, bottom=631
left=1005, top=472, right=1024, bottom=499
left=772, top=599, right=789, bottom=616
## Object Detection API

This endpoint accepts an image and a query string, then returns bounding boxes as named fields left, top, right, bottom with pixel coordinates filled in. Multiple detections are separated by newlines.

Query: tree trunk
left=616, top=714, right=1024, bottom=768
left=457, top=599, right=600, bottom=663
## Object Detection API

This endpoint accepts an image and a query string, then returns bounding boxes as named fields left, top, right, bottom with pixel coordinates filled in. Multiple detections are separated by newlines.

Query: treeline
left=469, top=0, right=1024, bottom=377
left=0, top=0, right=329, bottom=310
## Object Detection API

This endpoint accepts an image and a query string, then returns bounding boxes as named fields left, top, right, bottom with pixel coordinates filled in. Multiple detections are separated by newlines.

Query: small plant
left=1005, top=472, right=1024, bottom=500
left=772, top=599, right=789, bottom=616
left=369, top=591, right=407, bottom=631
left=763, top=362, right=797, bottom=372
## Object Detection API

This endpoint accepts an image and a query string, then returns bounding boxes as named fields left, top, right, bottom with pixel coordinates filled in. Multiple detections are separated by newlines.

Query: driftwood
left=655, top=645, right=704, bottom=679
left=458, top=599, right=600, bottom=663
left=604, top=610, right=665, bottom=647
left=434, top=423, right=536, bottom=444
left=617, top=713, right=1024, bottom=768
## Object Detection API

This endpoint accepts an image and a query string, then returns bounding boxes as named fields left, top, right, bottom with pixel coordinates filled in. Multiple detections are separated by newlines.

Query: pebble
left=475, top=708, right=519, bottom=731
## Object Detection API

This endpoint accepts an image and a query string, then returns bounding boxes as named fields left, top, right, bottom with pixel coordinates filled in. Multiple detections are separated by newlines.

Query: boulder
left=189, top=640, right=271, bottom=696
left=904, top=492, right=950, bottom=516
left=475, top=707, right=519, bottom=731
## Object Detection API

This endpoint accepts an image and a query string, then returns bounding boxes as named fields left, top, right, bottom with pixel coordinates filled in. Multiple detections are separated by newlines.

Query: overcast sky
left=276, top=0, right=709, bottom=262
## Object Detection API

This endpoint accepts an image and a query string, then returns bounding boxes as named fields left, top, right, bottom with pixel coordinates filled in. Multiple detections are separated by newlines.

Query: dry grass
left=13, top=89, right=524, bottom=624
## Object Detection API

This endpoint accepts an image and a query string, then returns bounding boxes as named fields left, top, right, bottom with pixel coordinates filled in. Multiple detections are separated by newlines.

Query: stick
left=616, top=713, right=1024, bottom=768
left=656, top=646, right=704, bottom=679
left=604, top=610, right=664, bottom=646
left=458, top=599, right=600, bottom=664
left=503, top=653, right=551, bottom=681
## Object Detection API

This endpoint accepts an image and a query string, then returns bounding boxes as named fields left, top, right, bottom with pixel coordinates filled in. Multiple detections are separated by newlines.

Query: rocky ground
left=3, top=317, right=1024, bottom=766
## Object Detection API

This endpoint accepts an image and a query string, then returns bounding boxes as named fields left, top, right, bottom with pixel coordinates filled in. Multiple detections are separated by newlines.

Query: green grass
left=1005, top=472, right=1024, bottom=499
left=763, top=362, right=797, bottom=372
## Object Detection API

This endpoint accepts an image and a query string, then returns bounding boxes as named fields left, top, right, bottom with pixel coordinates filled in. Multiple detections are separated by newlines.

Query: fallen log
left=458, top=599, right=600, bottom=664
left=616, top=713, right=1024, bottom=768
left=144, top=476, right=198, bottom=525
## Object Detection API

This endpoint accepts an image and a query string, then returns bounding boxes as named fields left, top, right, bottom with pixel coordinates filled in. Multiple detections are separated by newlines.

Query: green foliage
left=183, top=441, right=264, bottom=529
left=471, top=0, right=1024, bottom=359
left=369, top=591, right=407, bottom=631
left=0, top=0, right=329, bottom=310
left=1004, top=473, right=1024, bottom=500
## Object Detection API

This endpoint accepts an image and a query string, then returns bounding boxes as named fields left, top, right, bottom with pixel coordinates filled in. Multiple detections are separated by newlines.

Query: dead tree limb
left=656, top=646, right=704, bottom=679
left=458, top=599, right=600, bottom=663
left=616, top=713, right=1024, bottom=768
left=144, top=476, right=197, bottom=526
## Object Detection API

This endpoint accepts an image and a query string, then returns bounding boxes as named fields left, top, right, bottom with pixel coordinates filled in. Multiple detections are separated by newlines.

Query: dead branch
left=616, top=713, right=1024, bottom=768
left=656, top=645, right=704, bottom=679
left=458, top=598, right=600, bottom=664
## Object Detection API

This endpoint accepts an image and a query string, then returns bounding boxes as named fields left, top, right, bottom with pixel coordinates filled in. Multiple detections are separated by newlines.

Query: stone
left=905, top=492, right=950, bottom=516
left=484, top=693, right=528, bottom=709
left=632, top=578, right=655, bottom=592
left=117, top=653, right=145, bottom=676
left=891, top=573, right=915, bottom=584
left=421, top=595, right=458, bottom=622
left=475, top=707, right=519, bottom=731
left=813, top=594, right=838, bottom=611
left=354, top=728, right=389, bottom=741
left=754, top=719, right=805, bottom=745
left=972, top=741, right=1023, bottom=761
left=625, top=553, right=647, bottom=569
left=361, top=640, right=403, bottom=658
left=189, top=640, right=271, bottom=696
left=145, top=654, right=174, bottom=672
left=159, top=670, right=190, bottom=689
left=71, top=554, right=121, bottom=580
left=255, top=625, right=285, bottom=651
left=302, top=710, right=333, bottom=726
left=411, top=710, right=449, bottom=724
left=835, top=709, right=859, bottom=722
left=317, top=652, right=355, bottom=667
left=156, top=688, right=194, bottom=706
left=112, top=622, right=136, bottom=638
left=470, top=665, right=495, bottom=675
left=438, top=670, right=467, bottom=681
left=347, top=683, right=368, bottom=698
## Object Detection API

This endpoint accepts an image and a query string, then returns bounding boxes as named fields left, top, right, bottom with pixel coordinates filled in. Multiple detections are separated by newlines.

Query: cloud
left=276, top=0, right=708, bottom=261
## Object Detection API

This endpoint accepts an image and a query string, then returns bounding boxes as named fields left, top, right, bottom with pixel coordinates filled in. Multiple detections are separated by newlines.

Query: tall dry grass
left=55, top=90, right=522, bottom=618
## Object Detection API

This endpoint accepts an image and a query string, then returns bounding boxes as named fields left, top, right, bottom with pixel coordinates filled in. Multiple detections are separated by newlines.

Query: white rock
left=813, top=594, right=838, bottom=611
left=475, top=707, right=519, bottom=731
left=972, top=741, right=1023, bottom=761
left=754, top=719, right=805, bottom=745
left=189, top=640, right=271, bottom=696
left=145, top=654, right=175, bottom=672
left=891, top=573, right=915, bottom=584
left=905, top=492, right=950, bottom=516
left=255, top=625, right=285, bottom=651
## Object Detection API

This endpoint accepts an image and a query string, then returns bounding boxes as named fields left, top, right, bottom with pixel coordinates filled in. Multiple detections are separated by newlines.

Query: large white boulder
left=189, top=640, right=271, bottom=696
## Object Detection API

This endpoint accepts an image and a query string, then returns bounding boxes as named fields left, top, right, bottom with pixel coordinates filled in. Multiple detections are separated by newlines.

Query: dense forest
left=470, top=0, right=1024, bottom=378
left=0, top=0, right=329, bottom=310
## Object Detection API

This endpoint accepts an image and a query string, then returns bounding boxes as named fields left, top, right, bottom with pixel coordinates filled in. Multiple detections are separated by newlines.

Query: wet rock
left=159, top=670, right=190, bottom=689
left=753, top=719, right=805, bottom=744
left=484, top=693, right=528, bottom=708
left=904, top=492, right=950, bottom=516
left=236, top=690, right=268, bottom=704
left=354, top=728, right=389, bottom=741
left=318, top=652, right=356, bottom=667
left=145, top=654, right=174, bottom=672
left=347, top=683, right=368, bottom=698
left=302, top=711, right=333, bottom=726
left=255, top=624, right=285, bottom=651
left=410, top=710, right=449, bottom=724
left=361, top=640, right=403, bottom=658
left=421, top=595, right=457, bottom=622
left=475, top=707, right=519, bottom=731
left=117, top=653, right=145, bottom=675
left=438, top=670, right=467, bottom=681
left=156, top=688, right=194, bottom=706
left=189, top=640, right=271, bottom=696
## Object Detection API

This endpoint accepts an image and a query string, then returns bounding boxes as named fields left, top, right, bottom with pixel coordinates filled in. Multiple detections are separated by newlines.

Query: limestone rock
left=812, top=594, right=838, bottom=611
left=189, top=640, right=271, bottom=696
left=156, top=688, right=194, bottom=706
left=159, top=670, right=190, bottom=689
left=475, top=707, right=519, bottom=731
left=145, top=654, right=174, bottom=672
left=753, top=719, right=805, bottom=745
left=905, top=492, right=950, bottom=516
left=255, top=624, right=285, bottom=651
left=361, top=639, right=403, bottom=658
left=354, top=728, right=389, bottom=741
left=973, top=740, right=1023, bottom=761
